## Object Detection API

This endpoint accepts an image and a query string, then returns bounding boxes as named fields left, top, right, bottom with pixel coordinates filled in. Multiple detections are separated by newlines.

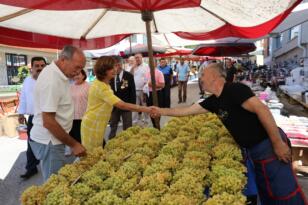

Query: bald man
left=30, top=45, right=87, bottom=181
left=151, top=63, right=307, bottom=205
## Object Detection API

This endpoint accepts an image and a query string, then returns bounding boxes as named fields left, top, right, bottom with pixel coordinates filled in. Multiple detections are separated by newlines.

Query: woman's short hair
left=94, top=56, right=116, bottom=81
left=80, top=69, right=87, bottom=81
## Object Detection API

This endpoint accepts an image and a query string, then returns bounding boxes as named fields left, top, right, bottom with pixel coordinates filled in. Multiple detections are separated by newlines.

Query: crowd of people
left=17, top=45, right=307, bottom=205
left=18, top=45, right=194, bottom=180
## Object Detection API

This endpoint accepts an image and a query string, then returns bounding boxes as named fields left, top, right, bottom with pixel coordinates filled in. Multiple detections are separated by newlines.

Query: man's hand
left=150, top=106, right=161, bottom=118
left=273, top=141, right=291, bottom=163
left=71, top=143, right=87, bottom=157
left=18, top=114, right=25, bottom=124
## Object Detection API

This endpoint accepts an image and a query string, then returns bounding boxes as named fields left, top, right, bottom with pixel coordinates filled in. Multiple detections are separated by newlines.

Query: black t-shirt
left=226, top=66, right=237, bottom=83
left=199, top=83, right=268, bottom=148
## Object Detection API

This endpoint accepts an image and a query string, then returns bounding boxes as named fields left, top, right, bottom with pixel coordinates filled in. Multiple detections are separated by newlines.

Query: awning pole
left=142, top=11, right=160, bottom=129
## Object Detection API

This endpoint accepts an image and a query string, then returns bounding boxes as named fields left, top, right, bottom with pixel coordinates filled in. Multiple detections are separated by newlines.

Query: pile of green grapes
left=21, top=114, right=247, bottom=205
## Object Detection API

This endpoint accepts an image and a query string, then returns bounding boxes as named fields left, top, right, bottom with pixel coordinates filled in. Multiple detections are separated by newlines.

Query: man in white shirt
left=18, top=57, right=46, bottom=179
left=30, top=45, right=87, bottom=181
left=125, top=56, right=136, bottom=72
left=132, top=53, right=149, bottom=124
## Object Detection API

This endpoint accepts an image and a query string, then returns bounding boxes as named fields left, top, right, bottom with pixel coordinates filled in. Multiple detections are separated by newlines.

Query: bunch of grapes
left=212, top=143, right=243, bottom=161
left=113, top=176, right=139, bottom=198
left=138, top=175, right=170, bottom=197
left=69, top=183, right=95, bottom=204
left=169, top=174, right=205, bottom=201
left=211, top=158, right=246, bottom=173
left=159, top=141, right=186, bottom=159
left=105, top=148, right=128, bottom=169
left=117, top=161, right=142, bottom=179
left=126, top=190, right=159, bottom=205
left=210, top=175, right=246, bottom=195
left=127, top=153, right=151, bottom=170
left=44, top=184, right=79, bottom=205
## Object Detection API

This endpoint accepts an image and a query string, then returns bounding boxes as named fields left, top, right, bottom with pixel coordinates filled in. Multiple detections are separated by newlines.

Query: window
left=273, top=34, right=283, bottom=49
left=5, top=53, right=27, bottom=85
left=289, top=25, right=300, bottom=40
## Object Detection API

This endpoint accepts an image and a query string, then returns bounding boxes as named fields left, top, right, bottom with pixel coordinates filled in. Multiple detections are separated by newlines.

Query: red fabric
left=0, top=0, right=200, bottom=10
left=0, top=27, right=130, bottom=49
left=176, top=0, right=302, bottom=40
left=155, top=50, right=192, bottom=57
left=192, top=43, right=256, bottom=56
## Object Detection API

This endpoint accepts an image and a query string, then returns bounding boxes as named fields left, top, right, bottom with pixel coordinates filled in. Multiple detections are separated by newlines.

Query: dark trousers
left=160, top=84, right=171, bottom=108
left=108, top=108, right=132, bottom=140
left=178, top=81, right=188, bottom=102
left=25, top=115, right=39, bottom=172
left=146, top=90, right=163, bottom=127
left=69, top=120, right=82, bottom=143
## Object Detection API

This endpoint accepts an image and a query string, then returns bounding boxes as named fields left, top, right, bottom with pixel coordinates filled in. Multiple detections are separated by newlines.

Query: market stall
left=21, top=114, right=248, bottom=204
left=253, top=86, right=308, bottom=173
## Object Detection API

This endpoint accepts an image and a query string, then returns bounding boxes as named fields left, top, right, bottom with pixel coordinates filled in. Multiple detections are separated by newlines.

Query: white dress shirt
left=18, top=76, right=36, bottom=115
left=31, top=62, right=74, bottom=145
left=133, top=63, right=148, bottom=91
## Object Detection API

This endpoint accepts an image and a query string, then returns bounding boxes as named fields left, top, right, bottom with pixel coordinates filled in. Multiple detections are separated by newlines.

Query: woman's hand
left=150, top=106, right=161, bottom=118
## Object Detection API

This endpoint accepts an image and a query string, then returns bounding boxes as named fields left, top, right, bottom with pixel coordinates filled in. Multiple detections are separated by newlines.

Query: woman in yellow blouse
left=81, top=56, right=151, bottom=151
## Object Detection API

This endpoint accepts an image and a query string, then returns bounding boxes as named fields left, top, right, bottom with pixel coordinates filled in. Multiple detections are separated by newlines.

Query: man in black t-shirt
left=150, top=63, right=307, bottom=205
left=226, top=59, right=237, bottom=83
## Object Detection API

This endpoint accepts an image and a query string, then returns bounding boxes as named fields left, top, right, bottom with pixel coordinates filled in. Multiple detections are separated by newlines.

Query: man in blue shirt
left=176, top=58, right=190, bottom=103
left=158, top=58, right=173, bottom=108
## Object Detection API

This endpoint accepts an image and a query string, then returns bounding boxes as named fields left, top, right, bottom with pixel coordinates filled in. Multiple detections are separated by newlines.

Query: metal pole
left=142, top=11, right=160, bottom=129
left=129, top=35, right=133, bottom=56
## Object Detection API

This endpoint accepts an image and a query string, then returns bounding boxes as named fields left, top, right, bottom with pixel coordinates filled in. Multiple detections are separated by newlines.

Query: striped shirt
left=70, top=81, right=90, bottom=120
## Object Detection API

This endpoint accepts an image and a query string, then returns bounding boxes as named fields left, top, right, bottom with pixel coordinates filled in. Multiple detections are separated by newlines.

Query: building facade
left=264, top=1, right=308, bottom=69
left=0, top=45, right=58, bottom=85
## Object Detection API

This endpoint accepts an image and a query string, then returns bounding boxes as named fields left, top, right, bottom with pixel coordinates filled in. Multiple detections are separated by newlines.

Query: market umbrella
left=155, top=48, right=192, bottom=58
left=192, top=43, right=257, bottom=57
left=0, top=0, right=301, bottom=128
left=123, top=44, right=166, bottom=57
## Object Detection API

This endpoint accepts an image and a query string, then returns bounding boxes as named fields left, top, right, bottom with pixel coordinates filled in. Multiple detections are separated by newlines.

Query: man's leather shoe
left=20, top=169, right=38, bottom=179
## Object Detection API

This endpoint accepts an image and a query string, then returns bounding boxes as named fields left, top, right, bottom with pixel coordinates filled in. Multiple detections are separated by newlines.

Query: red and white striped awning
left=0, top=0, right=302, bottom=49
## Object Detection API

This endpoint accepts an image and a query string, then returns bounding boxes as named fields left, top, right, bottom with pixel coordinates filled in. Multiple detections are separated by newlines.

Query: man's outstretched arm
left=151, top=103, right=207, bottom=117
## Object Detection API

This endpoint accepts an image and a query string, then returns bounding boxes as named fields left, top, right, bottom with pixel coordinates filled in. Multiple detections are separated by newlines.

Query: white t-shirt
left=133, top=63, right=148, bottom=91
left=31, top=62, right=74, bottom=145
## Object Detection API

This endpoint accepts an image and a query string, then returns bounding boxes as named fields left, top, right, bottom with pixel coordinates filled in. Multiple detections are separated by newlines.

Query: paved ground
left=0, top=80, right=307, bottom=205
